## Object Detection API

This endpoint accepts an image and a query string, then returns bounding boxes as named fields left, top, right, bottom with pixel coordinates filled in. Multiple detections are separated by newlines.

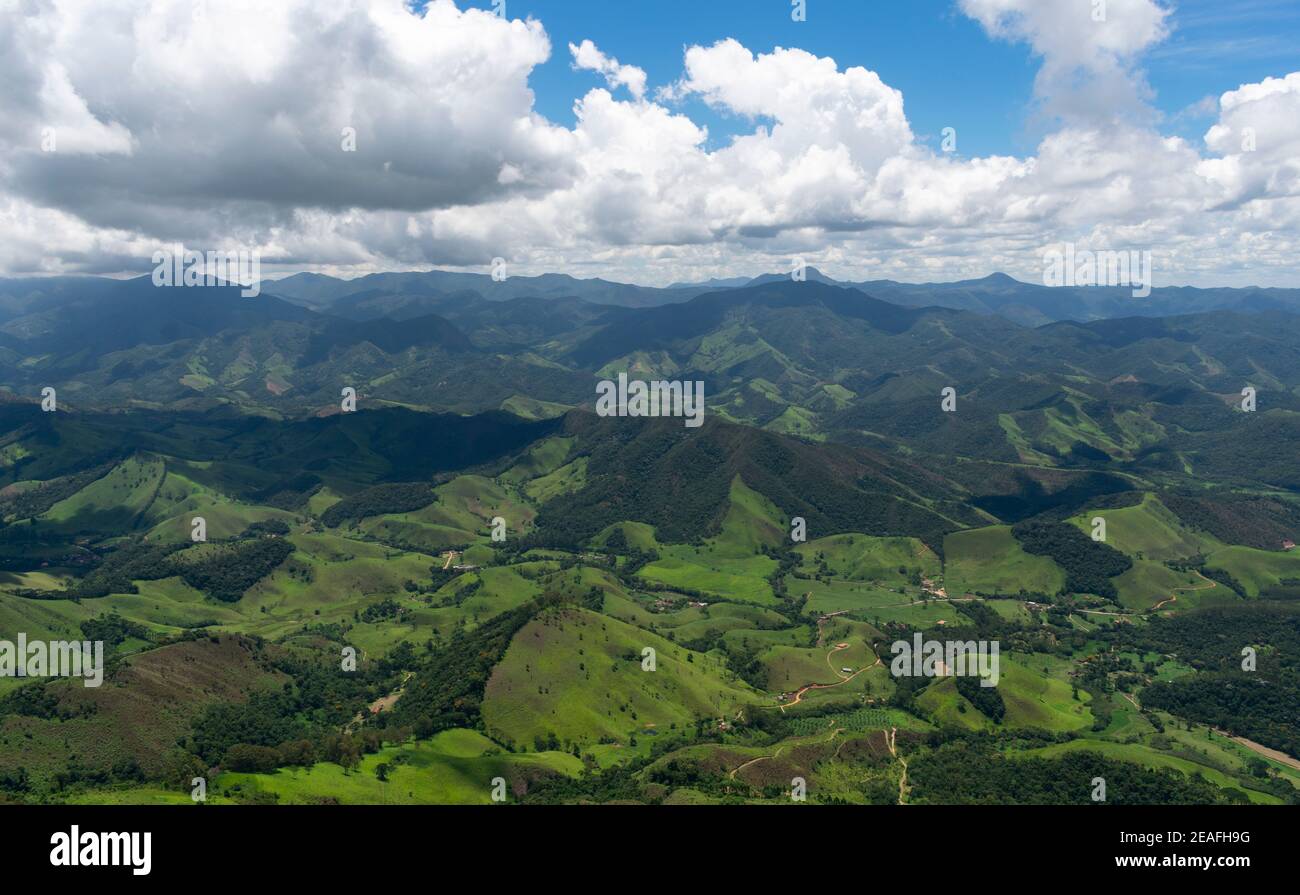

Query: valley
left=1, top=373, right=1296, bottom=804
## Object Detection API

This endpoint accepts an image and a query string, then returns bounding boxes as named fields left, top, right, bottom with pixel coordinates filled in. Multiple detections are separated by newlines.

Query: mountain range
left=2, top=266, right=1299, bottom=807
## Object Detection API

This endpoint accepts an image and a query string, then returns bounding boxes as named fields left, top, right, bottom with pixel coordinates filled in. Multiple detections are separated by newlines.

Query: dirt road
left=887, top=726, right=909, bottom=804
left=727, top=726, right=843, bottom=780
left=780, top=648, right=880, bottom=711
left=1213, top=729, right=1300, bottom=772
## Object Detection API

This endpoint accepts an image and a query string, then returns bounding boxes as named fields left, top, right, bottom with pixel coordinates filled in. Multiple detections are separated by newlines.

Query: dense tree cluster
left=1162, top=493, right=1300, bottom=551
left=0, top=461, right=117, bottom=521
left=360, top=598, right=402, bottom=623
left=55, top=529, right=294, bottom=603
left=182, top=643, right=407, bottom=774
left=391, top=595, right=566, bottom=736
left=1011, top=520, right=1132, bottom=598
left=1142, top=674, right=1300, bottom=759
left=190, top=690, right=312, bottom=765
left=242, top=519, right=291, bottom=537
left=176, top=538, right=295, bottom=603
left=320, top=482, right=437, bottom=527
left=1116, top=603, right=1300, bottom=756
left=533, top=415, right=963, bottom=551
left=60, top=542, right=181, bottom=599
left=909, top=741, right=1238, bottom=804
left=79, top=612, right=150, bottom=647
left=250, top=473, right=323, bottom=511
left=955, top=674, right=1006, bottom=723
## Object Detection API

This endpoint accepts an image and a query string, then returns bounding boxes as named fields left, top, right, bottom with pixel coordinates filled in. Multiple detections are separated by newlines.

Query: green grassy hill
left=0, top=636, right=287, bottom=787
left=914, top=654, right=1091, bottom=732
left=481, top=607, right=758, bottom=761
left=1065, top=494, right=1236, bottom=609
left=943, top=525, right=1066, bottom=596
left=38, top=455, right=165, bottom=534
left=1205, top=545, right=1300, bottom=597
left=1067, top=494, right=1221, bottom=562
left=214, top=729, right=582, bottom=805
left=797, top=533, right=940, bottom=583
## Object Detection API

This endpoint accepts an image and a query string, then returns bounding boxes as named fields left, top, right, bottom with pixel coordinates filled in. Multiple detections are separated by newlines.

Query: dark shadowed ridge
left=301, top=312, right=475, bottom=364
left=266, top=269, right=701, bottom=310
left=1, top=275, right=315, bottom=358
left=530, top=409, right=982, bottom=551
left=564, top=279, right=945, bottom=367
left=0, top=403, right=563, bottom=492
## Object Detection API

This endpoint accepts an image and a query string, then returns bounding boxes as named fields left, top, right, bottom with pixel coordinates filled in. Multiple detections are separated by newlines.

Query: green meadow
left=482, top=607, right=757, bottom=760
left=215, top=730, right=582, bottom=805
left=943, top=526, right=1066, bottom=596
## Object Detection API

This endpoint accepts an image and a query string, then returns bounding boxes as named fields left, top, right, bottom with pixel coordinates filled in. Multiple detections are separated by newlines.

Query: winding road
left=779, top=645, right=881, bottom=711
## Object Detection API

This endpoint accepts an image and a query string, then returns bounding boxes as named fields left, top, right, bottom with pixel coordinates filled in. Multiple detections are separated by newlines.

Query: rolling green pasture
left=943, top=526, right=1066, bottom=596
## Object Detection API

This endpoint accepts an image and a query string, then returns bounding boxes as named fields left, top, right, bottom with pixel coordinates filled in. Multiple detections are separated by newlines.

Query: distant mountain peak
left=978, top=272, right=1023, bottom=285
left=743, top=266, right=837, bottom=287
left=665, top=276, right=752, bottom=290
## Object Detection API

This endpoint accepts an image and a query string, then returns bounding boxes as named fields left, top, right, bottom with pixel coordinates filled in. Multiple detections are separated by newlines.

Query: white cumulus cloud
left=0, top=0, right=1298, bottom=290
left=569, top=39, right=647, bottom=100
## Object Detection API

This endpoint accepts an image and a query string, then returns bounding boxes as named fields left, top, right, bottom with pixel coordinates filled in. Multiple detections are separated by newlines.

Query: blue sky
left=8, top=0, right=1300, bottom=286
left=458, top=0, right=1300, bottom=158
